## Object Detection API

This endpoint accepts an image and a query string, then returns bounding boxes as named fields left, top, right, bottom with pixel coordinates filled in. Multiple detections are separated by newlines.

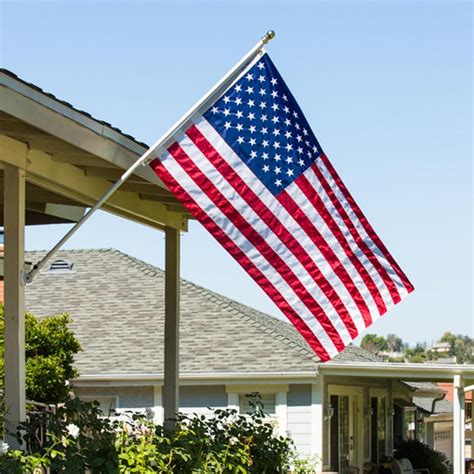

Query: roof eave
left=320, top=361, right=474, bottom=382
left=74, top=370, right=320, bottom=386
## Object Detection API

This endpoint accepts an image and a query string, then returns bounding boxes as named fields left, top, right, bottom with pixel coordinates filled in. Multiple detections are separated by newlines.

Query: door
left=330, top=394, right=358, bottom=473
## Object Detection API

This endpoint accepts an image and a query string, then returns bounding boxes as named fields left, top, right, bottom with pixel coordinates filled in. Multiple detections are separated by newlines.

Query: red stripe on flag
left=296, top=173, right=387, bottom=318
left=308, top=162, right=401, bottom=305
left=167, top=141, right=346, bottom=351
left=186, top=125, right=359, bottom=339
left=277, top=189, right=373, bottom=327
left=150, top=157, right=332, bottom=361
left=318, top=154, right=414, bottom=296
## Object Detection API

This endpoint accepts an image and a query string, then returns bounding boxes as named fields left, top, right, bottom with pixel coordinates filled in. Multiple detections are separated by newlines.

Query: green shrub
left=0, top=308, right=81, bottom=404
left=394, top=439, right=451, bottom=474
left=0, top=395, right=311, bottom=473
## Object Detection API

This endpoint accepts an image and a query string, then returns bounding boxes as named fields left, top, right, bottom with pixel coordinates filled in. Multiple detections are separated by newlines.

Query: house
left=405, top=382, right=455, bottom=462
left=431, top=342, right=451, bottom=356
left=22, top=248, right=474, bottom=472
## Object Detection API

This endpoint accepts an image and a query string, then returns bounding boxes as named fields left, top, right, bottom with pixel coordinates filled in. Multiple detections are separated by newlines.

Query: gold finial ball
left=263, top=30, right=276, bottom=44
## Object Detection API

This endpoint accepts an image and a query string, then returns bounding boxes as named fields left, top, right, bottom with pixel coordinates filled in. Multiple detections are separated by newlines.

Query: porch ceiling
left=0, top=69, right=189, bottom=231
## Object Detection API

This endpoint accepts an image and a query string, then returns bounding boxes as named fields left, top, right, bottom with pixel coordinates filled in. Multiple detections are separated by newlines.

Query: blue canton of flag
left=204, top=55, right=323, bottom=196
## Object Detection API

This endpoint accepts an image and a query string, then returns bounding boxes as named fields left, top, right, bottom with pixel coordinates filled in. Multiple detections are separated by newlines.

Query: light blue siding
left=287, top=384, right=312, bottom=456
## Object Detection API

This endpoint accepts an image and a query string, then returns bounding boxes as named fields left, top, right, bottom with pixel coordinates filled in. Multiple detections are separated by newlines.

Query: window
left=370, top=395, right=387, bottom=463
left=239, top=393, right=276, bottom=415
left=82, top=396, right=117, bottom=416
left=434, top=429, right=451, bottom=441
left=466, top=401, right=472, bottom=421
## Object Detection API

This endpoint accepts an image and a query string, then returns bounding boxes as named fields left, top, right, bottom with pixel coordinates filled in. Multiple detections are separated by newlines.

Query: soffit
left=0, top=69, right=189, bottom=230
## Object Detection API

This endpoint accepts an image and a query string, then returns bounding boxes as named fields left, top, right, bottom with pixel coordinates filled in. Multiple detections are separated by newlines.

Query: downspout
left=431, top=393, right=446, bottom=414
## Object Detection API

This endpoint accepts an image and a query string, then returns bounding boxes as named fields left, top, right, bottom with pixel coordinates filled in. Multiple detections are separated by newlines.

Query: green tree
left=386, top=333, right=404, bottom=352
left=0, top=307, right=81, bottom=404
left=439, top=332, right=474, bottom=363
left=360, top=333, right=387, bottom=354
left=404, top=343, right=428, bottom=363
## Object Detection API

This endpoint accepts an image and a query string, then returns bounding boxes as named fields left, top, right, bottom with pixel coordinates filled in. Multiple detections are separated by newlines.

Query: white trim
left=453, top=375, right=465, bottom=474
left=227, top=392, right=239, bottom=412
left=327, top=384, right=364, bottom=471
left=368, top=387, right=390, bottom=460
left=153, top=385, right=164, bottom=425
left=321, top=362, right=474, bottom=380
left=311, top=376, right=324, bottom=465
left=75, top=372, right=318, bottom=383
left=74, top=362, right=474, bottom=385
left=275, top=391, right=288, bottom=436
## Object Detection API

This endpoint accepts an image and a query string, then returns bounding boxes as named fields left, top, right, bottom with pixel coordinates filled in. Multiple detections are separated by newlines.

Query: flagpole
left=24, top=30, right=276, bottom=284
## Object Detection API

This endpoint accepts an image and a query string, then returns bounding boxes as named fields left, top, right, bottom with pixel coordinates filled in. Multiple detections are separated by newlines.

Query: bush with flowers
left=0, top=394, right=319, bottom=473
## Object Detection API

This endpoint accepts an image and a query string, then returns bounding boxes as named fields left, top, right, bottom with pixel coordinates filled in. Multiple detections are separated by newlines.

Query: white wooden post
left=471, top=388, right=474, bottom=458
left=163, top=227, right=180, bottom=431
left=453, top=375, right=465, bottom=473
left=311, top=375, right=324, bottom=469
left=3, top=164, right=26, bottom=448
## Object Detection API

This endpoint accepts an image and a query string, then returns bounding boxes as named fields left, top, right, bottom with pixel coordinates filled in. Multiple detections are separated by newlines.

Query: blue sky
left=1, top=0, right=472, bottom=345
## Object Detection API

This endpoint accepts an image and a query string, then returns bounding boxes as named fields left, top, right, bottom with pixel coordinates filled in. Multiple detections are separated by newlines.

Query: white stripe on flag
left=177, top=130, right=353, bottom=344
left=193, top=116, right=380, bottom=332
left=315, top=156, right=409, bottom=298
left=298, top=166, right=394, bottom=312
left=159, top=148, right=340, bottom=357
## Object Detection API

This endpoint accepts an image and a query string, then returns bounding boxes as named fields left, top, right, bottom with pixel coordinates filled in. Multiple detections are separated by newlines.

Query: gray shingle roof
left=24, top=249, right=379, bottom=377
left=413, top=396, right=453, bottom=415
left=403, top=381, right=446, bottom=393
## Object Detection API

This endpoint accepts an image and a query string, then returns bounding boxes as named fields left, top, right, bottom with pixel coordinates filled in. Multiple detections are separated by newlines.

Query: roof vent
left=49, top=259, right=74, bottom=272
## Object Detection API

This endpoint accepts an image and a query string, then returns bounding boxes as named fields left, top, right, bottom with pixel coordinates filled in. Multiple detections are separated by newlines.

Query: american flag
left=150, top=53, right=414, bottom=361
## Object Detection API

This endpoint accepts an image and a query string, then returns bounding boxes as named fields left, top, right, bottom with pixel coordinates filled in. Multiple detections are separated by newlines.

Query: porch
left=315, top=362, right=474, bottom=473
left=0, top=69, right=189, bottom=446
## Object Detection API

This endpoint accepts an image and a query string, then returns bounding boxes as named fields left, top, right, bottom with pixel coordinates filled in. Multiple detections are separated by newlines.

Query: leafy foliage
left=360, top=333, right=388, bottom=353
left=439, top=331, right=474, bottom=363
left=360, top=331, right=474, bottom=363
left=0, top=307, right=81, bottom=404
left=394, top=439, right=451, bottom=474
left=0, top=396, right=316, bottom=473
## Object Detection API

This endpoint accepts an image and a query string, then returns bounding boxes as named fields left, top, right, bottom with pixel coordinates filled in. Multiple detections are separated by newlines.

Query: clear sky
left=0, top=0, right=472, bottom=345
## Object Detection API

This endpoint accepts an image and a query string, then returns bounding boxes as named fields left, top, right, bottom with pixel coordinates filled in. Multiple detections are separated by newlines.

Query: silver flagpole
left=24, top=30, right=276, bottom=284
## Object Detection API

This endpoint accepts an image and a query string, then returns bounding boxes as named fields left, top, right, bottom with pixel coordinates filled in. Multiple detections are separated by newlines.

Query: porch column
left=163, top=227, right=180, bottom=431
left=311, top=375, right=324, bottom=468
left=470, top=387, right=474, bottom=458
left=453, top=375, right=465, bottom=473
left=3, top=164, right=26, bottom=448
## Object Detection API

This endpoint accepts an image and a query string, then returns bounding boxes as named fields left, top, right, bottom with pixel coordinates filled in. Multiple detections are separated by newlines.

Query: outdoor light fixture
left=324, top=405, right=334, bottom=420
